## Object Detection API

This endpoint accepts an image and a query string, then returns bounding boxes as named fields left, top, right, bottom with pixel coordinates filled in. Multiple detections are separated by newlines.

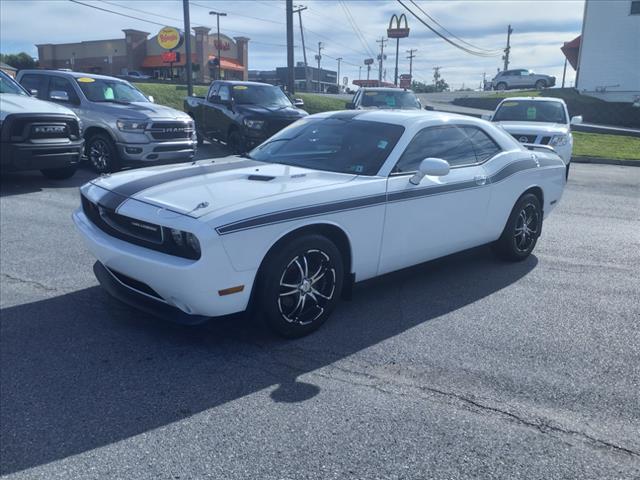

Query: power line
left=68, top=0, right=172, bottom=28
left=397, top=0, right=500, bottom=57
left=191, top=1, right=284, bottom=25
left=338, top=0, right=376, bottom=59
left=409, top=0, right=501, bottom=54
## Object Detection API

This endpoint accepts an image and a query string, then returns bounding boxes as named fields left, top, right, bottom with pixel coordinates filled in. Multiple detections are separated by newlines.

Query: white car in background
left=73, top=110, right=566, bottom=338
left=485, top=97, right=582, bottom=178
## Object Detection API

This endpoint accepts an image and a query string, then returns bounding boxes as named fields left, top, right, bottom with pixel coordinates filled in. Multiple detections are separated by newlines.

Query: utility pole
left=293, top=5, right=309, bottom=92
left=336, top=57, right=342, bottom=88
left=503, top=24, right=513, bottom=71
left=433, top=66, right=441, bottom=91
left=183, top=0, right=193, bottom=96
left=285, top=0, right=295, bottom=94
left=209, top=10, right=227, bottom=80
left=561, top=57, right=567, bottom=88
left=376, top=37, right=387, bottom=83
left=315, top=42, right=323, bottom=93
left=406, top=48, right=416, bottom=78
left=358, top=66, right=362, bottom=80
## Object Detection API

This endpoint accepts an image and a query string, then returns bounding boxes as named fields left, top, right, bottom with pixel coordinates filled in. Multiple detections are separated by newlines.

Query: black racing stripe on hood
left=94, top=158, right=262, bottom=212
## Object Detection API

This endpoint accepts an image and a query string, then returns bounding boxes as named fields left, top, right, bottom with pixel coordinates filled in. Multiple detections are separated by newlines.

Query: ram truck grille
left=148, top=121, right=194, bottom=140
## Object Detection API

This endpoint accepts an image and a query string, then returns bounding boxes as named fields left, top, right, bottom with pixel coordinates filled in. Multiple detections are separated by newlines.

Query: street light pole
left=336, top=57, right=342, bottom=89
left=183, top=0, right=193, bottom=96
left=209, top=10, right=227, bottom=80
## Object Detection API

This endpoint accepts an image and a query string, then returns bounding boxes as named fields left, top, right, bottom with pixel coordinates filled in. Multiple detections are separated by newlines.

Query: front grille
left=510, top=133, right=537, bottom=144
left=148, top=121, right=193, bottom=140
left=81, top=194, right=200, bottom=260
left=5, top=115, right=80, bottom=142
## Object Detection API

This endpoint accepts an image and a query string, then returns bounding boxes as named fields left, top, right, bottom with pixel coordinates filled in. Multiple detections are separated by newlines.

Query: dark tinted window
left=49, top=76, right=79, bottom=103
left=19, top=74, right=48, bottom=99
left=463, top=127, right=501, bottom=163
left=249, top=117, right=404, bottom=175
left=394, top=125, right=478, bottom=172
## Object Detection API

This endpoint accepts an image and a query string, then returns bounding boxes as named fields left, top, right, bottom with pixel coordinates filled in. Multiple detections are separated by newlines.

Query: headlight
left=549, top=134, right=569, bottom=147
left=116, top=119, right=147, bottom=132
left=244, top=119, right=265, bottom=129
left=168, top=228, right=201, bottom=258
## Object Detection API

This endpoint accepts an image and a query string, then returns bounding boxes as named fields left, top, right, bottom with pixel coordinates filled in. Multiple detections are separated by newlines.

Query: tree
left=0, top=52, right=38, bottom=70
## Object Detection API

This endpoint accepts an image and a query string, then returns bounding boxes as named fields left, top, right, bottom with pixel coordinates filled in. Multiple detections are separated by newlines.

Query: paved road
left=1, top=157, right=639, bottom=479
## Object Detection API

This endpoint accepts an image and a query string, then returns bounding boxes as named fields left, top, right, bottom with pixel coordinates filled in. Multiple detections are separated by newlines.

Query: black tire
left=86, top=133, right=120, bottom=173
left=535, top=79, right=546, bottom=90
left=41, top=164, right=78, bottom=180
left=258, top=234, right=344, bottom=338
left=565, top=162, right=570, bottom=180
left=493, top=193, right=542, bottom=262
left=227, top=129, right=246, bottom=154
left=496, top=82, right=507, bottom=91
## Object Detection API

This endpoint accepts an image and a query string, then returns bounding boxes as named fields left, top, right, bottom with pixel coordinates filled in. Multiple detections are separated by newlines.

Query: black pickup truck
left=184, top=81, right=307, bottom=153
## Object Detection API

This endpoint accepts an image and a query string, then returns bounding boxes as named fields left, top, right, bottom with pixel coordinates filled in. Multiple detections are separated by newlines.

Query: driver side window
left=218, top=85, right=230, bottom=102
left=393, top=126, right=477, bottom=173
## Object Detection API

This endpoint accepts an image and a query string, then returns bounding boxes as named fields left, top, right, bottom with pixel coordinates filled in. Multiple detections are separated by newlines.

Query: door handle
left=474, top=175, right=487, bottom=186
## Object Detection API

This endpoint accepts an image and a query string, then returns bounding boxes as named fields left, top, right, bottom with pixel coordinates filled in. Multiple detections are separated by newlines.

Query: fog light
left=170, top=228, right=184, bottom=246
left=125, top=146, right=143, bottom=154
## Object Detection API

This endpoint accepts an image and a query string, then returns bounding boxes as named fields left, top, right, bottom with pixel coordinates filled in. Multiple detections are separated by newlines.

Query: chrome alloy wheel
left=278, top=249, right=336, bottom=325
left=89, top=138, right=110, bottom=171
left=514, top=203, right=540, bottom=252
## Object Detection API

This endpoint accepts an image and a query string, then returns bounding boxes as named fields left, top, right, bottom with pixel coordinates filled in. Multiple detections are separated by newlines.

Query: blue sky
left=0, top=0, right=586, bottom=88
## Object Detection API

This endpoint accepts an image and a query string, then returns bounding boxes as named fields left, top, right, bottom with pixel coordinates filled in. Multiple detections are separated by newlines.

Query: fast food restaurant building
left=36, top=28, right=249, bottom=82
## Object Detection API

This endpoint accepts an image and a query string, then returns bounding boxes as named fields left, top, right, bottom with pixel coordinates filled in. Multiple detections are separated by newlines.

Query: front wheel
left=227, top=130, right=246, bottom=154
left=259, top=235, right=344, bottom=338
left=535, top=79, right=546, bottom=90
left=87, top=133, right=120, bottom=173
left=493, top=193, right=542, bottom=261
left=496, top=82, right=507, bottom=91
left=41, top=164, right=78, bottom=180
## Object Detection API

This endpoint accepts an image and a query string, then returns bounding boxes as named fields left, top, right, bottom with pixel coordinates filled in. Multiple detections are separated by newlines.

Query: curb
left=572, top=156, right=640, bottom=167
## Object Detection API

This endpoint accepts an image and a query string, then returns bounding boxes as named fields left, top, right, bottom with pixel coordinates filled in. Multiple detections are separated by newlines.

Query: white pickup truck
left=485, top=97, right=582, bottom=178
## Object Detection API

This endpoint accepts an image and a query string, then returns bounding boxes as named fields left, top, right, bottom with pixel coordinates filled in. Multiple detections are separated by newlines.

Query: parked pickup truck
left=16, top=70, right=196, bottom=173
left=184, top=81, right=307, bottom=153
left=1, top=69, right=83, bottom=179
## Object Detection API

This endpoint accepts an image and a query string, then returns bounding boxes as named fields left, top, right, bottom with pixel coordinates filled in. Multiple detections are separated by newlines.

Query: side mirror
left=570, top=115, right=583, bottom=125
left=209, top=94, right=221, bottom=104
left=481, top=113, right=493, bottom=121
left=49, top=90, right=69, bottom=102
left=424, top=105, right=434, bottom=111
left=29, top=89, right=39, bottom=96
left=293, top=98, right=304, bottom=107
left=147, top=95, right=155, bottom=103
left=345, top=102, right=355, bottom=110
left=410, top=158, right=450, bottom=185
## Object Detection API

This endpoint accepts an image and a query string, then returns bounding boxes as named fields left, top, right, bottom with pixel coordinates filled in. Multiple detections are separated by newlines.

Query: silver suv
left=16, top=70, right=196, bottom=173
left=490, top=69, right=556, bottom=91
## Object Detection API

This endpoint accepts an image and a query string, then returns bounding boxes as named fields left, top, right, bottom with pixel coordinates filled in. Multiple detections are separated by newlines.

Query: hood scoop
left=247, top=174, right=275, bottom=182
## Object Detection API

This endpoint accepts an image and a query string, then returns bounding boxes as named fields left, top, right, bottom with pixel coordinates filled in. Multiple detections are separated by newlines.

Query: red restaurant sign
left=162, top=51, right=180, bottom=63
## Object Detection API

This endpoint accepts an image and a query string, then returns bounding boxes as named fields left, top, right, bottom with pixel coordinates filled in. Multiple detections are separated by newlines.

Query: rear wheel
left=87, top=133, right=120, bottom=173
left=493, top=193, right=542, bottom=261
left=535, top=79, right=547, bottom=90
left=259, top=235, right=344, bottom=338
left=41, top=164, right=78, bottom=180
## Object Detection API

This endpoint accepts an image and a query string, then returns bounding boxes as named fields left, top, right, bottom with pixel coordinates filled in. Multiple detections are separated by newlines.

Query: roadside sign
left=399, top=74, right=411, bottom=88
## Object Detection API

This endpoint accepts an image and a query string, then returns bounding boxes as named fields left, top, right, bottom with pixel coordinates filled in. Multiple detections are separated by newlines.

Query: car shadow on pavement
left=0, top=247, right=537, bottom=475
left=0, top=168, right=96, bottom=197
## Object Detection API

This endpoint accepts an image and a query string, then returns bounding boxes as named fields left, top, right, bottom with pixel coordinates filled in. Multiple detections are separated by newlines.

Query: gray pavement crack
left=1, top=273, right=59, bottom=293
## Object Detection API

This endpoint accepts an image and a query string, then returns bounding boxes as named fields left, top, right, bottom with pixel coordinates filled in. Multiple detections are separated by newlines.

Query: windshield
left=360, top=90, right=420, bottom=109
left=232, top=84, right=292, bottom=107
left=75, top=77, right=149, bottom=103
left=493, top=100, right=567, bottom=123
left=0, top=71, right=28, bottom=96
left=248, top=117, right=404, bottom=175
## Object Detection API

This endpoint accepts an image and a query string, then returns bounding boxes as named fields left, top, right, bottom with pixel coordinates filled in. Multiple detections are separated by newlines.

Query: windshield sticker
left=385, top=97, right=396, bottom=106
left=104, top=87, right=115, bottom=100
left=233, top=85, right=248, bottom=90
left=502, top=101, right=518, bottom=107
left=77, top=77, right=95, bottom=83
left=526, top=107, right=537, bottom=120
left=377, top=140, right=389, bottom=149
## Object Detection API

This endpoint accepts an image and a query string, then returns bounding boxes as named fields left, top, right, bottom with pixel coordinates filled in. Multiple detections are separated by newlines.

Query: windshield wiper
left=97, top=99, right=132, bottom=105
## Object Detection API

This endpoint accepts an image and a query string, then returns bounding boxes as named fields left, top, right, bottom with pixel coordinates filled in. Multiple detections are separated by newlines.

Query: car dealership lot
left=1, top=153, right=639, bottom=478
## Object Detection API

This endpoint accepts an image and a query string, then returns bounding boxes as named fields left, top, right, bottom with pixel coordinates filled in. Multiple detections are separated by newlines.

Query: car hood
left=235, top=104, right=307, bottom=118
left=90, top=157, right=356, bottom=218
left=90, top=101, right=191, bottom=121
left=494, top=121, right=569, bottom=135
left=0, top=93, right=77, bottom=119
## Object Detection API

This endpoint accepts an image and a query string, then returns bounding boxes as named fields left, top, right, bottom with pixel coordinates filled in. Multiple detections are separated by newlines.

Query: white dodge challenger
left=73, top=110, right=566, bottom=337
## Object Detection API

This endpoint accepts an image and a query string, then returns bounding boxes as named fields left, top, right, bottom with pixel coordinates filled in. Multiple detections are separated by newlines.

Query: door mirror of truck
left=293, top=98, right=304, bottom=107
left=49, top=90, right=69, bottom=102
left=29, top=89, right=38, bottom=97
left=147, top=95, right=155, bottom=103
left=481, top=113, right=493, bottom=120
left=570, top=115, right=583, bottom=125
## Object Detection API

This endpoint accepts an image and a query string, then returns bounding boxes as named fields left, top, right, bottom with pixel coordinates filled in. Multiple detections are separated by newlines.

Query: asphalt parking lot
left=1, top=151, right=639, bottom=479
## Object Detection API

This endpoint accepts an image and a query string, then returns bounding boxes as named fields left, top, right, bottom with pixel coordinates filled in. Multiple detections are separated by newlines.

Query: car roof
left=360, top=87, right=409, bottom=92
left=310, top=109, right=478, bottom=127
left=218, top=80, right=276, bottom=87
left=499, top=96, right=566, bottom=104
left=18, top=69, right=130, bottom=82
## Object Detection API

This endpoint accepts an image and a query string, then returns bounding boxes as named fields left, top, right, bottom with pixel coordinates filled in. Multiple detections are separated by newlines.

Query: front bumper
left=116, top=138, right=197, bottom=165
left=0, top=139, right=84, bottom=172
left=72, top=207, right=256, bottom=319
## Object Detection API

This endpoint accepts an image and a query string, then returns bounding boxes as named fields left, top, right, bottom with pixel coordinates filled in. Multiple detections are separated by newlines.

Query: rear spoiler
left=522, top=143, right=557, bottom=154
